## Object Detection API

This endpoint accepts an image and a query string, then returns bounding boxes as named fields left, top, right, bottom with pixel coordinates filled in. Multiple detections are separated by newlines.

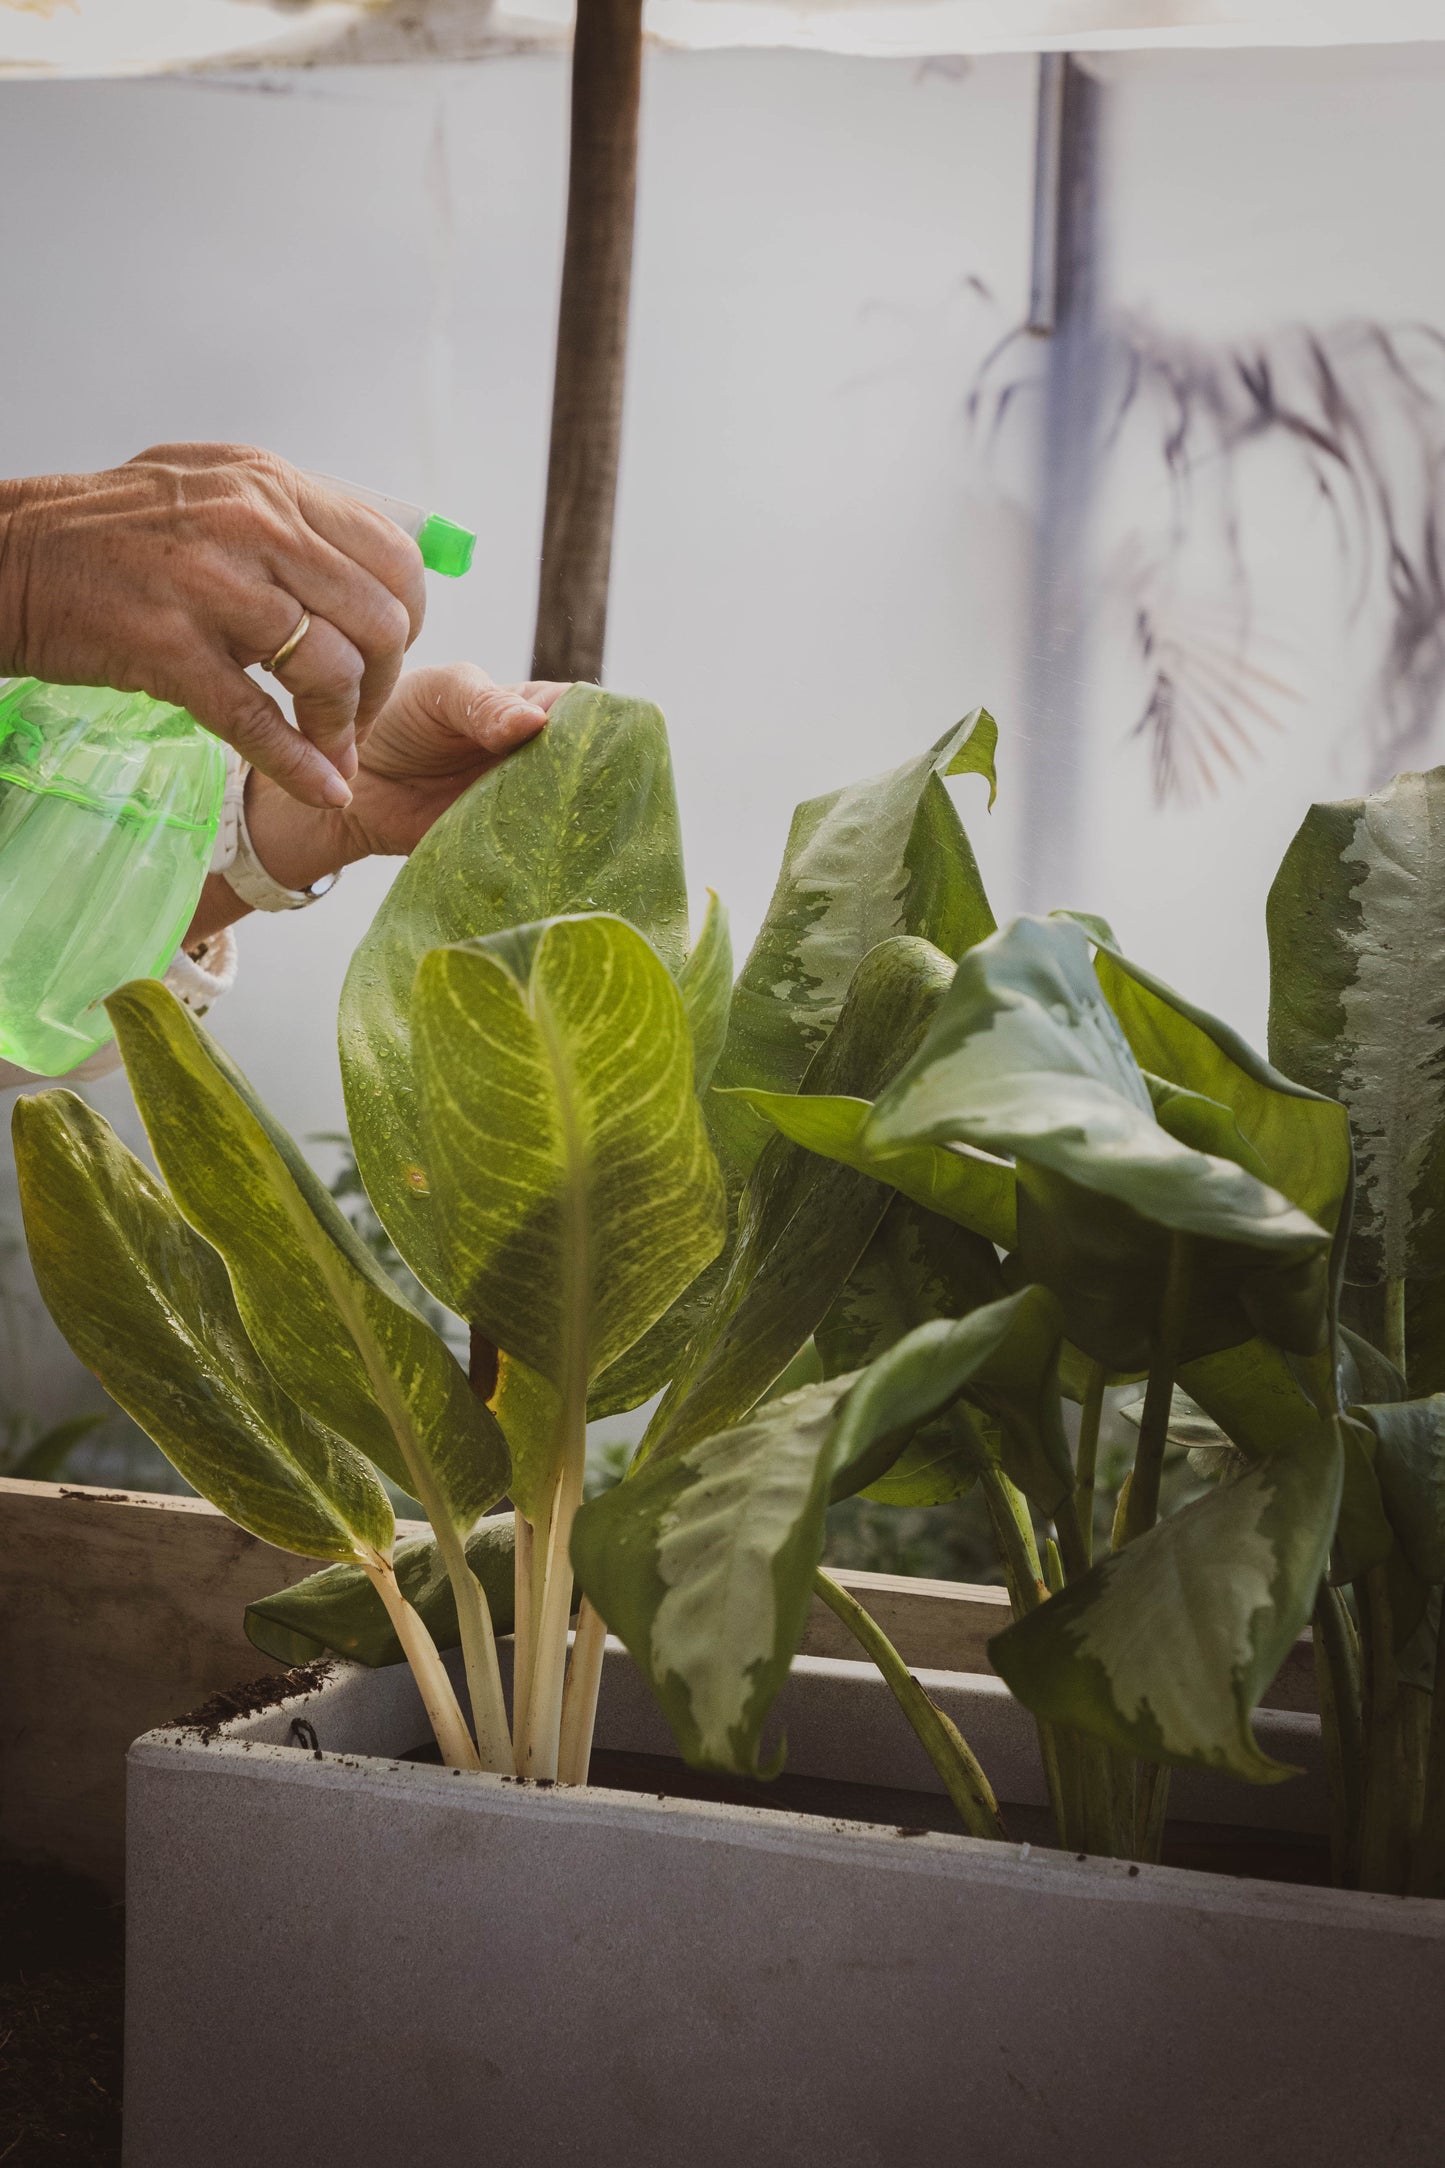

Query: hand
left=191, top=665, right=566, bottom=935
left=0, top=443, right=426, bottom=808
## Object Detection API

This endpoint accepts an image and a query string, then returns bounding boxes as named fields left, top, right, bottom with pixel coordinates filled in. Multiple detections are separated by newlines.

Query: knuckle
left=356, top=592, right=411, bottom=658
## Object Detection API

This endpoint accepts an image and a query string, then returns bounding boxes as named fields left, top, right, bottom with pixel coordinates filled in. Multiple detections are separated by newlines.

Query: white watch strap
left=213, top=755, right=341, bottom=913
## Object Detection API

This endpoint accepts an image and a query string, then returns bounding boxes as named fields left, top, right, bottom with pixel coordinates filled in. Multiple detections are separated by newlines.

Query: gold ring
left=263, top=610, right=311, bottom=676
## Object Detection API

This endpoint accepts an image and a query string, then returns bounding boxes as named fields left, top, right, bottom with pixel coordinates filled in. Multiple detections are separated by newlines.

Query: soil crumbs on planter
left=176, top=1660, right=331, bottom=1743
left=0, top=1859, right=122, bottom=2165
left=407, top=1745, right=1331, bottom=1883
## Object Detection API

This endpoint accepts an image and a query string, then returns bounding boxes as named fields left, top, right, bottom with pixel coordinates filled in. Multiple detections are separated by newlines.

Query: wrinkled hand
left=234, top=664, right=567, bottom=904
left=0, top=443, right=426, bottom=808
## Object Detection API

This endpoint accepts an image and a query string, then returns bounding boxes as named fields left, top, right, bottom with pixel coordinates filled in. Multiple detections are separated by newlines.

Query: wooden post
left=531, top=0, right=646, bottom=685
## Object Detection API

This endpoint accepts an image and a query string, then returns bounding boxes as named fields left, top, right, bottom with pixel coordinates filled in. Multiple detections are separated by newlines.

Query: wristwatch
left=211, top=752, right=342, bottom=912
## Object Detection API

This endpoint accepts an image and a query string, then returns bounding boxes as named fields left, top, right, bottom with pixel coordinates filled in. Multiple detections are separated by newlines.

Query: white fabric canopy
left=5, top=0, right=1445, bottom=77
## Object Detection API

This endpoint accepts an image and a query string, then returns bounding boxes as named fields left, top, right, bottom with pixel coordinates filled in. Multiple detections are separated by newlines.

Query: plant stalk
left=1411, top=1596, right=1445, bottom=1897
left=361, top=1551, right=481, bottom=1772
left=1384, top=1274, right=1408, bottom=1383
left=1076, top=1359, right=1106, bottom=1565
left=558, top=1597, right=608, bottom=1786
left=512, top=1507, right=536, bottom=1770
left=979, top=1464, right=1074, bottom=1842
left=316, top=1263, right=511, bottom=1772
left=434, top=1517, right=513, bottom=1775
left=814, top=1570, right=1005, bottom=1842
left=1053, top=1493, right=1091, bottom=1584
left=1313, top=1580, right=1364, bottom=1887
left=521, top=1442, right=586, bottom=1780
left=1122, top=1232, right=1191, bottom=1545
left=1357, top=1565, right=1403, bottom=1892
left=519, top=982, right=593, bottom=1781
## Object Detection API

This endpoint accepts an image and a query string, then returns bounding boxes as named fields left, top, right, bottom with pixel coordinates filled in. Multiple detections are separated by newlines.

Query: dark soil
left=0, top=1860, right=123, bottom=2166
left=175, top=1661, right=331, bottom=1744
left=405, top=1742, right=1333, bottom=1884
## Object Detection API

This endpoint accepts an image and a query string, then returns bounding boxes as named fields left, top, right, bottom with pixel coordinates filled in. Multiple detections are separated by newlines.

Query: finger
left=297, top=478, right=428, bottom=646
left=268, top=611, right=366, bottom=782
left=293, top=481, right=425, bottom=738
left=510, top=680, right=571, bottom=714
left=406, top=664, right=551, bottom=755
left=188, top=661, right=353, bottom=810
left=270, top=536, right=412, bottom=742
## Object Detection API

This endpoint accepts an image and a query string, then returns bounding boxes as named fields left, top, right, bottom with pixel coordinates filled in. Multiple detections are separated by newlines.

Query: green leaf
left=640, top=935, right=955, bottom=1464
left=14, top=1091, right=392, bottom=1565
left=677, top=890, right=733, bottom=1094
left=707, top=710, right=998, bottom=1183
left=873, top=917, right=1329, bottom=1257
left=1267, top=766, right=1445, bottom=1285
left=816, top=1196, right=1005, bottom=1373
left=828, top=1289, right=1063, bottom=1506
left=246, top=1514, right=517, bottom=1668
left=1352, top=1396, right=1445, bottom=1586
left=1096, top=947, right=1352, bottom=1236
left=105, top=981, right=504, bottom=1542
left=815, top=1199, right=1008, bottom=1506
left=573, top=1378, right=853, bottom=1774
left=991, top=1424, right=1342, bottom=1783
left=413, top=915, right=726, bottom=1416
left=340, top=686, right=691, bottom=1305
left=730, top=1088, right=1016, bottom=1250
left=572, top=1289, right=1030, bottom=1775
left=868, top=916, right=1332, bottom=1368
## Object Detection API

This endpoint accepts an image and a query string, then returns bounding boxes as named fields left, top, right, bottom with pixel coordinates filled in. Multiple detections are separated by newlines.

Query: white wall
left=11, top=39, right=1445, bottom=1442
left=1060, top=42, right=1445, bottom=1043
left=0, top=50, right=1035, bottom=1146
left=0, top=49, right=1035, bottom=1426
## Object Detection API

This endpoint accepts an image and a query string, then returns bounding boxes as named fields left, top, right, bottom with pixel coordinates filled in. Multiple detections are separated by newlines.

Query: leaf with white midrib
left=414, top=915, right=727, bottom=1514
left=105, top=979, right=504, bottom=1540
left=14, top=1090, right=392, bottom=1565
left=340, top=687, right=692, bottom=1309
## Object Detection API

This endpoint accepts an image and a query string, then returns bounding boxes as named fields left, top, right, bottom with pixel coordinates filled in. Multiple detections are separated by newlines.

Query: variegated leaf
left=1268, top=766, right=1445, bottom=1286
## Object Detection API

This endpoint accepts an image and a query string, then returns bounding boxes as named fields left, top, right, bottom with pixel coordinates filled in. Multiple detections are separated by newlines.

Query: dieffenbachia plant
left=18, top=688, right=1445, bottom=1889
left=13, top=690, right=1003, bottom=1795
left=1265, top=764, right=1445, bottom=1894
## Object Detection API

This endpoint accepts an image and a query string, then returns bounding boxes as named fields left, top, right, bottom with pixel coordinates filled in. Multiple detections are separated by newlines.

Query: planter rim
left=131, top=1650, right=1445, bottom=1933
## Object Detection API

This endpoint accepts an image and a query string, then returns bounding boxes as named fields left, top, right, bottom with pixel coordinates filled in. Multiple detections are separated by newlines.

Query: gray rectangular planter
left=125, top=1643, right=1445, bottom=2167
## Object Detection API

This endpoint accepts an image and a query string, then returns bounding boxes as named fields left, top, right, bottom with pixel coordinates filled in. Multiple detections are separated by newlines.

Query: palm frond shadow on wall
left=972, top=315, right=1445, bottom=804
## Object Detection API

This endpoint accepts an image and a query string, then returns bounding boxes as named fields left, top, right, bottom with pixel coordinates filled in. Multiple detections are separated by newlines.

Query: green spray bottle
left=0, top=478, right=475, bottom=1077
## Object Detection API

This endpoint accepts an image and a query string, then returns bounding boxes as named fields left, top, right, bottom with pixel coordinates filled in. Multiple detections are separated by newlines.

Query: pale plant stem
left=979, top=1465, right=1074, bottom=1841
left=522, top=1448, right=585, bottom=1779
left=1053, top=1494, right=1091, bottom=1584
left=1131, top=1759, right=1171, bottom=1864
left=308, top=1252, right=511, bottom=1771
left=1313, top=1580, right=1364, bottom=1887
left=1411, top=1598, right=1445, bottom=1897
left=433, top=1518, right=513, bottom=1775
left=814, top=1570, right=1005, bottom=1842
left=518, top=982, right=591, bottom=1784
left=558, top=1598, right=608, bottom=1786
left=1357, top=1564, right=1403, bottom=1892
left=1076, top=1362, right=1106, bottom=1565
left=1122, top=1233, right=1191, bottom=1546
left=360, top=1551, right=481, bottom=1772
left=1384, top=1275, right=1408, bottom=1383
left=512, top=1509, right=535, bottom=1772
